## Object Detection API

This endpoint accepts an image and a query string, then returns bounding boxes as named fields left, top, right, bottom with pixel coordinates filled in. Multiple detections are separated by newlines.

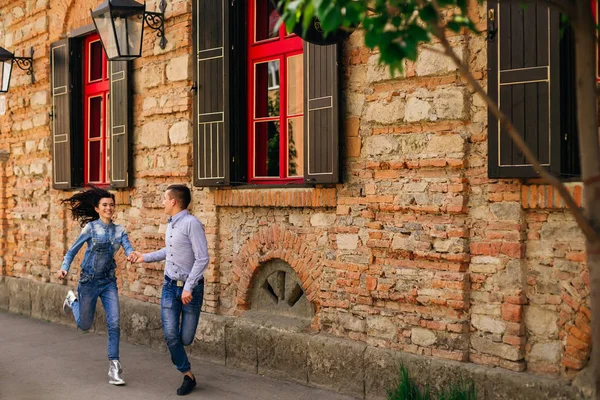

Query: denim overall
left=71, top=226, right=121, bottom=361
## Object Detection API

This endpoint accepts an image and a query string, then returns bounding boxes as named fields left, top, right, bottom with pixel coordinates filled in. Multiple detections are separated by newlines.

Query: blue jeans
left=161, top=279, right=204, bottom=373
left=71, top=275, right=120, bottom=360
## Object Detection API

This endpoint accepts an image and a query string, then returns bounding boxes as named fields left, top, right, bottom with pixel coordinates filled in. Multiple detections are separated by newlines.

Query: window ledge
left=214, top=187, right=336, bottom=208
left=521, top=183, right=582, bottom=209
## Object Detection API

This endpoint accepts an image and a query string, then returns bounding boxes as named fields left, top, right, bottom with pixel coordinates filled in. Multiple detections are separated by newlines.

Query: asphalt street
left=0, top=311, right=357, bottom=400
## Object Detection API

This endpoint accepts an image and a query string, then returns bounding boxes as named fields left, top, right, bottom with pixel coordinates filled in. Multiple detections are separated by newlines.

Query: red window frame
left=594, top=0, right=600, bottom=82
left=83, top=33, right=110, bottom=185
left=247, top=0, right=304, bottom=184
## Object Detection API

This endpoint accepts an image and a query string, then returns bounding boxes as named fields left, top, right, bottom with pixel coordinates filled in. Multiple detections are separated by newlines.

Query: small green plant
left=387, top=365, right=477, bottom=400
left=437, top=381, right=477, bottom=400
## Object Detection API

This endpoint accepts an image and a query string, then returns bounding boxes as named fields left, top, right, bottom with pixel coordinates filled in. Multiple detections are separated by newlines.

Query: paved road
left=0, top=312, right=357, bottom=400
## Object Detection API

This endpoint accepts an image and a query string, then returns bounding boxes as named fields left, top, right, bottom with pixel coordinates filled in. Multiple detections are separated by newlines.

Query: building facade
left=0, top=0, right=592, bottom=396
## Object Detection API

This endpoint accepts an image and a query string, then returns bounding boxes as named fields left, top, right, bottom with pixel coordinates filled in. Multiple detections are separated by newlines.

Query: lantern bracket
left=144, top=0, right=167, bottom=49
left=13, top=47, right=34, bottom=84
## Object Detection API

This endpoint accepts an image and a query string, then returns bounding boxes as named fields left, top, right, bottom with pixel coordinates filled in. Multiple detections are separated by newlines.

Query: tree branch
left=428, top=0, right=600, bottom=243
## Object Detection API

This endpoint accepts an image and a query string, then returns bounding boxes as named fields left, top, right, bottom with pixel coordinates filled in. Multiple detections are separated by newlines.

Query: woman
left=56, top=185, right=134, bottom=386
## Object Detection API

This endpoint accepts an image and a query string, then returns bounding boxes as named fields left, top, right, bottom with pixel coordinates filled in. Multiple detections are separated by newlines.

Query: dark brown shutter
left=487, top=2, right=560, bottom=178
left=109, top=60, right=131, bottom=188
left=192, top=0, right=230, bottom=186
left=304, top=42, right=340, bottom=184
left=51, top=39, right=76, bottom=189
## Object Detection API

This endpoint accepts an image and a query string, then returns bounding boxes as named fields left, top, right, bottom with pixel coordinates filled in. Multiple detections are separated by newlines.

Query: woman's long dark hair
left=61, top=185, right=115, bottom=227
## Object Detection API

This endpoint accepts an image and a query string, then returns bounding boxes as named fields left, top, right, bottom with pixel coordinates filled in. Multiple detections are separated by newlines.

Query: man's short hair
left=166, top=184, right=191, bottom=209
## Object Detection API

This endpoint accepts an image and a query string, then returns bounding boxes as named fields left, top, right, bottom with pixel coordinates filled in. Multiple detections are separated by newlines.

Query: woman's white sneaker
left=62, top=290, right=77, bottom=313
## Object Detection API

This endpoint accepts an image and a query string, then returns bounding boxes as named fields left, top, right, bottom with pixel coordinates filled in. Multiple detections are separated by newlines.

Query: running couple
left=57, top=184, right=208, bottom=396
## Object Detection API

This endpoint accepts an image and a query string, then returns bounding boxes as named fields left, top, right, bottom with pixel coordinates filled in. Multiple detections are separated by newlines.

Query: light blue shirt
left=144, top=210, right=209, bottom=292
left=61, top=219, right=134, bottom=272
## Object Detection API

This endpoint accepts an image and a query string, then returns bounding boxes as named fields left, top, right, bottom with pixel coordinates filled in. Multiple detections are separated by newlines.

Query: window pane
left=89, top=140, right=101, bottom=182
left=255, top=0, right=279, bottom=42
left=254, top=121, right=280, bottom=177
left=287, top=117, right=304, bottom=177
left=287, top=55, right=304, bottom=115
left=89, top=97, right=103, bottom=138
left=255, top=61, right=279, bottom=118
left=106, top=93, right=110, bottom=181
left=89, top=41, right=103, bottom=81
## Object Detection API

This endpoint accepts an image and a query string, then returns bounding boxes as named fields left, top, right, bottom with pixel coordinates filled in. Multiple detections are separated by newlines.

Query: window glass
left=287, top=117, right=303, bottom=177
left=255, top=0, right=278, bottom=42
left=89, top=41, right=104, bottom=82
left=287, top=54, right=303, bottom=115
left=254, top=121, right=280, bottom=177
left=255, top=60, right=280, bottom=118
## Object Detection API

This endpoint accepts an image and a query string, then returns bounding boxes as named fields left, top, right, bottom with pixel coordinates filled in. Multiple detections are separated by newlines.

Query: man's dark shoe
left=177, top=375, right=196, bottom=396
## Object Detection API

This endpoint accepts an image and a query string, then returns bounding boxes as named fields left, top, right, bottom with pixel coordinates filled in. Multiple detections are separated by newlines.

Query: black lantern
left=0, top=46, right=34, bottom=93
left=270, top=0, right=354, bottom=46
left=91, top=0, right=167, bottom=61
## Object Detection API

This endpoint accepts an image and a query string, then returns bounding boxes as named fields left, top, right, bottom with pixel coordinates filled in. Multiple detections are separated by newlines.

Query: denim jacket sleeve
left=61, top=223, right=92, bottom=272
left=120, top=229, right=134, bottom=257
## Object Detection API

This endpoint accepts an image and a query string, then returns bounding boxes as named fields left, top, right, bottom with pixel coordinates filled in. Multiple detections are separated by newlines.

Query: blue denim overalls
left=61, top=220, right=134, bottom=360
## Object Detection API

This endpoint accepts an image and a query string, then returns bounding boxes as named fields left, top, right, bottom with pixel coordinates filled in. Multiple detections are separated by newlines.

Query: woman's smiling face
left=95, top=197, right=115, bottom=220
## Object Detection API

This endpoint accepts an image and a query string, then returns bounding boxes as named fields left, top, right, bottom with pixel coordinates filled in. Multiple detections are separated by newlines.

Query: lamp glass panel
left=125, top=13, right=144, bottom=56
left=0, top=61, right=12, bottom=92
left=94, top=12, right=119, bottom=59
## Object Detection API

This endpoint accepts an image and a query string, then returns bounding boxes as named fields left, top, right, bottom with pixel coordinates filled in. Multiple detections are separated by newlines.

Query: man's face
left=163, top=190, right=176, bottom=216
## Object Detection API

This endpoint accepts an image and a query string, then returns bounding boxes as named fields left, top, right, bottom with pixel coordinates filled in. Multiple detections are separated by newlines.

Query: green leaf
left=419, top=4, right=438, bottom=23
left=321, top=5, right=343, bottom=32
left=405, top=24, right=430, bottom=43
left=447, top=20, right=462, bottom=32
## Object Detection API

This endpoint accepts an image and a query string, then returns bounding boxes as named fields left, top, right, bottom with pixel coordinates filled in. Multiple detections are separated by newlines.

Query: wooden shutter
left=192, top=0, right=230, bottom=186
left=304, top=42, right=341, bottom=184
left=51, top=39, right=82, bottom=189
left=487, top=1, right=561, bottom=178
left=109, top=60, right=131, bottom=188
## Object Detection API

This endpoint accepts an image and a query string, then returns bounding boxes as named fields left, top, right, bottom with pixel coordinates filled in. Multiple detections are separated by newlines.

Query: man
left=129, top=184, right=209, bottom=396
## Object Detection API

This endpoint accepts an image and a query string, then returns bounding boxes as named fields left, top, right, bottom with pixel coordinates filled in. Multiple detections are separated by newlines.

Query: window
left=248, top=0, right=304, bottom=183
left=487, top=1, right=580, bottom=179
left=193, top=0, right=341, bottom=187
left=51, top=29, right=131, bottom=190
left=83, top=34, right=110, bottom=185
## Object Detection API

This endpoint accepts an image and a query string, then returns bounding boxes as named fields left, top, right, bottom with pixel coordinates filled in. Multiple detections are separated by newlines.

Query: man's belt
left=165, top=275, right=185, bottom=287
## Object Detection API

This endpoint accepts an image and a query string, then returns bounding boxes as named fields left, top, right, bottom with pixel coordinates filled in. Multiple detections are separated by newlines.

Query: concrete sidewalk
left=0, top=311, right=357, bottom=400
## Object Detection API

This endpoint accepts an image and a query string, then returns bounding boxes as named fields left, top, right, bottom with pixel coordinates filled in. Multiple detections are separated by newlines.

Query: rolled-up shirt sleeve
left=183, top=219, right=209, bottom=293
left=144, top=247, right=167, bottom=263
left=61, top=223, right=91, bottom=272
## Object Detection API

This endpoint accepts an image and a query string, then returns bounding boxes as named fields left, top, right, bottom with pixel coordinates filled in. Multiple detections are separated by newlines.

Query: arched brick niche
left=250, top=259, right=315, bottom=320
left=232, top=225, right=323, bottom=316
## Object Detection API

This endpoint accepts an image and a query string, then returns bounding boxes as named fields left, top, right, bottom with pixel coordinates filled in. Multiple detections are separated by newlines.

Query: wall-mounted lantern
left=91, top=0, right=167, bottom=61
left=0, top=46, right=34, bottom=93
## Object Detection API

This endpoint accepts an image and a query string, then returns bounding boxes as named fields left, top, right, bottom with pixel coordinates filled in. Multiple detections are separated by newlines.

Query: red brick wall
left=0, top=0, right=590, bottom=380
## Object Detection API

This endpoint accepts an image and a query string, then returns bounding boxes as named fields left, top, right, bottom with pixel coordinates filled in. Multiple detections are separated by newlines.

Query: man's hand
left=182, top=290, right=193, bottom=305
left=128, top=251, right=144, bottom=263
left=56, top=270, right=67, bottom=279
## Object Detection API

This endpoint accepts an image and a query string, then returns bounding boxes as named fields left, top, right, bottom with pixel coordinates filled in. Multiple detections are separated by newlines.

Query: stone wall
left=0, top=0, right=591, bottom=388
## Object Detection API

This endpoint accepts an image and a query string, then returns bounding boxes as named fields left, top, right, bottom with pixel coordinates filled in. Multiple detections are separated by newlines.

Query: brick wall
left=0, top=0, right=590, bottom=380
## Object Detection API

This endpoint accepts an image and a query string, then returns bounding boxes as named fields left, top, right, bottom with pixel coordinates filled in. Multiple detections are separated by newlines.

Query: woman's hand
left=128, top=251, right=144, bottom=263
left=56, top=270, right=67, bottom=279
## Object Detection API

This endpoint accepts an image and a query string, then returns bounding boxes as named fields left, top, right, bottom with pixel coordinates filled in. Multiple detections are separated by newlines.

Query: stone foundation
left=0, top=276, right=589, bottom=400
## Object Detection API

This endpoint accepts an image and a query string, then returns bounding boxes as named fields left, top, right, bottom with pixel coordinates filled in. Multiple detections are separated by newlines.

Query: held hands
left=56, top=270, right=67, bottom=280
left=128, top=251, right=144, bottom=263
left=182, top=290, right=193, bottom=305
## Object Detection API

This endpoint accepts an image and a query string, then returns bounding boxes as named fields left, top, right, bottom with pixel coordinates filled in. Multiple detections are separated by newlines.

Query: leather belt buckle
left=176, top=280, right=184, bottom=287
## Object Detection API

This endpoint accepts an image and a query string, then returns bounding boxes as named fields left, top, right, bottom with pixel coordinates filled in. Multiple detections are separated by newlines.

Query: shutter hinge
left=487, top=9, right=497, bottom=42
left=190, top=82, right=197, bottom=94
